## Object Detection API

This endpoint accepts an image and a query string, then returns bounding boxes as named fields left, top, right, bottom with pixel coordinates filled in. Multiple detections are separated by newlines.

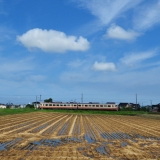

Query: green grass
left=0, top=108, right=149, bottom=116
left=0, top=108, right=39, bottom=116
left=39, top=109, right=148, bottom=115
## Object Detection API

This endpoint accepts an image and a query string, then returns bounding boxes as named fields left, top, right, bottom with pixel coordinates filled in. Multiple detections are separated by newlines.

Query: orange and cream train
left=39, top=102, right=118, bottom=111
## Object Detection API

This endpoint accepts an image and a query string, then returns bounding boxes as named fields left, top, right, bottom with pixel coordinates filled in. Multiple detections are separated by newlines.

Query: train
left=39, top=102, right=118, bottom=111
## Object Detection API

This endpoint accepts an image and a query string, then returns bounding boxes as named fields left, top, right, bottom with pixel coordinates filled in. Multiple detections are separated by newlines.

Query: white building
left=32, top=102, right=40, bottom=109
left=0, top=104, right=6, bottom=109
left=20, top=104, right=26, bottom=108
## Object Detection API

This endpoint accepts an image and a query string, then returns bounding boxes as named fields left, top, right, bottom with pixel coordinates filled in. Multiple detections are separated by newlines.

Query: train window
left=45, top=104, right=48, bottom=106
left=67, top=104, right=70, bottom=106
left=92, top=105, right=95, bottom=107
left=64, top=104, right=66, bottom=106
left=108, top=105, right=111, bottom=107
left=96, top=105, right=99, bottom=107
left=53, top=104, right=55, bottom=106
left=49, top=104, right=52, bottom=106
left=100, top=105, right=103, bottom=107
left=57, top=104, right=59, bottom=106
left=78, top=105, right=81, bottom=106
left=74, top=105, right=77, bottom=106
left=60, top=104, right=63, bottom=106
left=89, top=105, right=91, bottom=107
left=104, top=105, right=107, bottom=107
left=85, top=105, right=88, bottom=107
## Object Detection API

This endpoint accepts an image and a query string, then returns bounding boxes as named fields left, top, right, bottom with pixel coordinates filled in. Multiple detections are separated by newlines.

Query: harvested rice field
left=0, top=112, right=160, bottom=160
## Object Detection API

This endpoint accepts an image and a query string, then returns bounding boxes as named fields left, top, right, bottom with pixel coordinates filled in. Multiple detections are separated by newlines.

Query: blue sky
left=0, top=0, right=160, bottom=105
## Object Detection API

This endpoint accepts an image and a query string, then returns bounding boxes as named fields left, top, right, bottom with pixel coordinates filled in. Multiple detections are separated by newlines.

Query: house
left=118, top=103, right=140, bottom=110
left=118, top=103, right=131, bottom=109
left=19, top=104, right=26, bottom=108
left=152, top=103, right=160, bottom=112
left=32, top=101, right=40, bottom=108
left=146, top=105, right=152, bottom=112
left=140, top=105, right=151, bottom=112
left=0, top=104, right=6, bottom=109
left=130, top=103, right=140, bottom=110
left=6, top=103, right=15, bottom=109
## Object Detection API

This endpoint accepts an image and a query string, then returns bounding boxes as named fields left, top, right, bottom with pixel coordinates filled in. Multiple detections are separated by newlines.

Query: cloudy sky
left=0, top=0, right=160, bottom=105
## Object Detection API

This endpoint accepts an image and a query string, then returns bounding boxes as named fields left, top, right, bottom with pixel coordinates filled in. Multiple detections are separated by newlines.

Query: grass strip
left=39, top=109, right=148, bottom=115
left=0, top=108, right=38, bottom=116
left=0, top=108, right=151, bottom=116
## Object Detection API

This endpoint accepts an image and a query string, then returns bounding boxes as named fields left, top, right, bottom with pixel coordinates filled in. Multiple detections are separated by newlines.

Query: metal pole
left=35, top=95, right=37, bottom=109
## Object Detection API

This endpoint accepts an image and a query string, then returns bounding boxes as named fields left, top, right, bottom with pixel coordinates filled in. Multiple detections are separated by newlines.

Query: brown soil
left=0, top=112, right=160, bottom=160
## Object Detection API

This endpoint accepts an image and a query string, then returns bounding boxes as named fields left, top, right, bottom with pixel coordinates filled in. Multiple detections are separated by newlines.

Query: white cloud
left=134, top=0, right=160, bottom=31
left=105, top=24, right=140, bottom=40
left=93, top=61, right=116, bottom=71
left=76, top=0, right=143, bottom=26
left=120, top=51, right=157, bottom=66
left=17, top=28, right=90, bottom=53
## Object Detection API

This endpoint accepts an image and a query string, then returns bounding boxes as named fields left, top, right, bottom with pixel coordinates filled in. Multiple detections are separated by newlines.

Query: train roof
left=106, top=102, right=116, bottom=104
left=41, top=102, right=116, bottom=104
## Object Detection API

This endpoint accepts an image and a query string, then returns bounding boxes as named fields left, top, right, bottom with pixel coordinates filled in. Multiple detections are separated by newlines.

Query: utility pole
left=150, top=100, right=152, bottom=111
left=136, top=94, right=137, bottom=109
left=35, top=95, right=37, bottom=110
left=40, top=95, right=41, bottom=101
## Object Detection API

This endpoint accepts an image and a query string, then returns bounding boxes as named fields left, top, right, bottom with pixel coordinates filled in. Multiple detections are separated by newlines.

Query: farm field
left=0, top=112, right=160, bottom=160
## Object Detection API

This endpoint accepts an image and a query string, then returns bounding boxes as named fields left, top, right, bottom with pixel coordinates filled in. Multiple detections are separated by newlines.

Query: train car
left=39, top=102, right=118, bottom=111
left=39, top=102, right=77, bottom=110
left=77, top=102, right=118, bottom=111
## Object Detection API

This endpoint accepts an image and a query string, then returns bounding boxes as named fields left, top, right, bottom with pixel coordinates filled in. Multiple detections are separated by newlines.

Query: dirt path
left=68, top=115, right=77, bottom=135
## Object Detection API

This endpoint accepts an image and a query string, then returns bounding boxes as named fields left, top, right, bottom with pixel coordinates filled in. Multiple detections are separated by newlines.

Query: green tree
left=44, top=98, right=53, bottom=103
left=26, top=104, right=34, bottom=108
